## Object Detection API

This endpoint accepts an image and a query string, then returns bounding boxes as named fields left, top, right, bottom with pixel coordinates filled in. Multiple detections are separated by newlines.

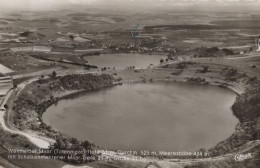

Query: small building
left=10, top=46, right=33, bottom=52
left=33, top=46, right=51, bottom=52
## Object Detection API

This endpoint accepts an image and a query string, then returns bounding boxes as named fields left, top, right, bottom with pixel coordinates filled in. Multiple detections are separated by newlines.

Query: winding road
left=0, top=65, right=258, bottom=168
left=0, top=68, right=101, bottom=149
left=0, top=80, right=55, bottom=149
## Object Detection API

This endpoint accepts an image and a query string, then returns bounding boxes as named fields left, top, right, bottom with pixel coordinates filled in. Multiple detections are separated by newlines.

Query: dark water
left=43, top=82, right=237, bottom=152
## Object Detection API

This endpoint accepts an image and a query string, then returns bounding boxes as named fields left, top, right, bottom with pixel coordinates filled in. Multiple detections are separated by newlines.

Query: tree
left=160, top=59, right=164, bottom=64
left=52, top=71, right=57, bottom=78
left=101, top=67, right=107, bottom=71
left=203, top=66, right=209, bottom=73
left=176, top=62, right=186, bottom=69
left=69, top=35, right=74, bottom=40
left=198, top=148, right=208, bottom=158
left=4, top=104, right=8, bottom=109
left=56, top=138, right=65, bottom=148
left=71, top=137, right=79, bottom=145
left=252, top=132, right=258, bottom=141
left=167, top=53, right=174, bottom=60
left=82, top=140, right=92, bottom=150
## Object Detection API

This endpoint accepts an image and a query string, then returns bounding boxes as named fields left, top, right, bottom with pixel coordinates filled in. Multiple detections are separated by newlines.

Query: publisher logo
left=234, top=153, right=252, bottom=161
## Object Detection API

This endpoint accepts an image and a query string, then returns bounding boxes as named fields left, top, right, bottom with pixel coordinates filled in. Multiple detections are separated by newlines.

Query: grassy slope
left=0, top=127, right=65, bottom=168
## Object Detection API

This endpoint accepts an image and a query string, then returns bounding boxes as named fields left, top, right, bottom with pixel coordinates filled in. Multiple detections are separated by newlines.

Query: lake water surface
left=43, top=82, right=237, bottom=152
left=84, top=53, right=166, bottom=69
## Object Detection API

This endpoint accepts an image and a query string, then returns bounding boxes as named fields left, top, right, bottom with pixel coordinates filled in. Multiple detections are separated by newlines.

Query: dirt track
left=226, top=52, right=260, bottom=60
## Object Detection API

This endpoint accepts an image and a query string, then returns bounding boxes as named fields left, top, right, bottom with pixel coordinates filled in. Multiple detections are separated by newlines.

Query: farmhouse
left=10, top=46, right=33, bottom=52
left=10, top=46, right=51, bottom=52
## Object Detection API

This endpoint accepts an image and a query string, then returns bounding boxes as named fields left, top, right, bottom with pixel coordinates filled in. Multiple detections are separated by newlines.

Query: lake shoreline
left=12, top=69, right=242, bottom=139
left=43, top=80, right=238, bottom=152
left=6, top=61, right=259, bottom=163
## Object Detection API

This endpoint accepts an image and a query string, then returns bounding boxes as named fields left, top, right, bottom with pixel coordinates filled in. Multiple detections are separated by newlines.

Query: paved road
left=0, top=82, right=55, bottom=149
left=0, top=69, right=100, bottom=149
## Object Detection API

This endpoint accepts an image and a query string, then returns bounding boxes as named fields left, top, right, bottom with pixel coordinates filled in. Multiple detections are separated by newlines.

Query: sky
left=0, top=0, right=259, bottom=12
